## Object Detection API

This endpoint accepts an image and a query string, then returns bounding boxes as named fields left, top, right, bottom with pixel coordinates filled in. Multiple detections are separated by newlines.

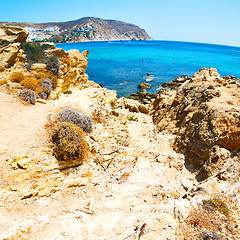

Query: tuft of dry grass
left=34, top=71, right=58, bottom=90
left=9, top=72, right=25, bottom=83
left=21, top=77, right=39, bottom=91
left=176, top=200, right=236, bottom=239
left=90, top=104, right=110, bottom=124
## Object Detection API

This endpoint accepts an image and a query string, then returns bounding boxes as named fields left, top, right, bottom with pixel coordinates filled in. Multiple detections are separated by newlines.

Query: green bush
left=21, top=42, right=45, bottom=63
left=52, top=122, right=89, bottom=164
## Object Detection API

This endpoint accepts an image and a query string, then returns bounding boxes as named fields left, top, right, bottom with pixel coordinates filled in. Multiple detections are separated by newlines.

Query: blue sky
left=1, top=0, right=240, bottom=47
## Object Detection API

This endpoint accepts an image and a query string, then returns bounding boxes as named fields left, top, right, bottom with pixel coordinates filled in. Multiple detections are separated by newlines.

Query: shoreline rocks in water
left=129, top=89, right=158, bottom=104
left=130, top=72, right=240, bottom=107
left=138, top=82, right=152, bottom=89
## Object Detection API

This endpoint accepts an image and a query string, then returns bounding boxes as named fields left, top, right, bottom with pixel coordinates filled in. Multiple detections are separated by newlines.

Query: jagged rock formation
left=0, top=17, right=152, bottom=43
left=161, top=75, right=191, bottom=89
left=0, top=27, right=28, bottom=70
left=0, top=26, right=28, bottom=44
left=138, top=82, right=152, bottom=89
left=152, top=68, right=240, bottom=181
left=0, top=26, right=89, bottom=100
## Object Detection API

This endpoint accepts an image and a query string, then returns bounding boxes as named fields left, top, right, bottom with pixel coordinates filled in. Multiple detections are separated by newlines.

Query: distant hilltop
left=0, top=17, right=153, bottom=43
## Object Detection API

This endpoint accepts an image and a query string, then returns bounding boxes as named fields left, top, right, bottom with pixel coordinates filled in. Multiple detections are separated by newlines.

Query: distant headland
left=0, top=17, right=153, bottom=43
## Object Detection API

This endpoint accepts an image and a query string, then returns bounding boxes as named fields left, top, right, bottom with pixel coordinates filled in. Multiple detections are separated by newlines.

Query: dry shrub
left=51, top=122, right=89, bottom=165
left=203, top=198, right=230, bottom=216
left=19, top=89, right=36, bottom=105
left=34, top=71, right=58, bottom=89
left=21, top=77, right=39, bottom=91
left=176, top=201, right=236, bottom=239
left=57, top=107, right=93, bottom=133
left=46, top=56, right=61, bottom=77
left=38, top=79, right=52, bottom=99
left=90, top=104, right=110, bottom=123
left=9, top=72, right=25, bottom=83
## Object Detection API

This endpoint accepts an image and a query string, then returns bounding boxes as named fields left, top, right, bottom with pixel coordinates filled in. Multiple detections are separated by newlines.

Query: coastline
left=0, top=26, right=240, bottom=239
left=56, top=39, right=240, bottom=49
left=58, top=40, right=240, bottom=98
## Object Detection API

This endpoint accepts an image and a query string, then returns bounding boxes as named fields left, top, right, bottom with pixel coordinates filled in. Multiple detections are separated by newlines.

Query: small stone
left=63, top=178, right=89, bottom=188
left=36, top=99, right=47, bottom=104
left=174, top=198, right=191, bottom=222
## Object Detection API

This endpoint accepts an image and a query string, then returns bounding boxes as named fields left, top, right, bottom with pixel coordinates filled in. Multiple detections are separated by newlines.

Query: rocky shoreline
left=0, top=26, right=240, bottom=239
left=128, top=72, right=240, bottom=108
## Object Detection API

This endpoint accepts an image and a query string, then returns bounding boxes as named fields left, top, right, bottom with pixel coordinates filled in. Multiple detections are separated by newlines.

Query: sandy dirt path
left=0, top=90, right=93, bottom=155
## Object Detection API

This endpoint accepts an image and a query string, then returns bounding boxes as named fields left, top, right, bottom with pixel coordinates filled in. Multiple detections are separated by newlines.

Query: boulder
left=0, top=43, right=21, bottom=70
left=31, top=63, right=47, bottom=70
left=129, top=89, right=158, bottom=105
left=138, top=82, right=152, bottom=89
left=44, top=48, right=68, bottom=58
left=161, top=75, right=191, bottom=89
left=68, top=49, right=88, bottom=69
left=0, top=26, right=28, bottom=45
left=113, top=97, right=149, bottom=114
left=86, top=87, right=117, bottom=106
left=174, top=198, right=191, bottom=222
left=196, top=146, right=240, bottom=181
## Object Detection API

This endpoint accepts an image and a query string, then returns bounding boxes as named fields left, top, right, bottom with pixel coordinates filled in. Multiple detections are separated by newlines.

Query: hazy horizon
left=1, top=0, right=240, bottom=47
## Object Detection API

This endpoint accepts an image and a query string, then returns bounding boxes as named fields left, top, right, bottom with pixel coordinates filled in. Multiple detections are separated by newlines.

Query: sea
left=57, top=40, right=240, bottom=97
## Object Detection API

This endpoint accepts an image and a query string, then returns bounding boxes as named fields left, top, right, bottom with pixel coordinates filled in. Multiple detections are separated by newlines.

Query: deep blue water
left=57, top=41, right=240, bottom=97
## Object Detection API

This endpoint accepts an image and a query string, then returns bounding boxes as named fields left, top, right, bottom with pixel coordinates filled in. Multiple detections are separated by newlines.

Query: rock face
left=0, top=43, right=21, bottom=70
left=0, top=26, right=28, bottom=45
left=161, top=75, right=191, bottom=89
left=112, top=97, right=149, bottom=114
left=152, top=68, right=240, bottom=180
left=129, top=89, right=158, bottom=105
left=0, top=26, right=28, bottom=70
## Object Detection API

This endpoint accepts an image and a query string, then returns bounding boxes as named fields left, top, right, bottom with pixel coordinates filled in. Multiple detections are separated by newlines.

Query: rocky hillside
left=0, top=26, right=240, bottom=239
left=152, top=67, right=240, bottom=180
left=0, top=17, right=152, bottom=43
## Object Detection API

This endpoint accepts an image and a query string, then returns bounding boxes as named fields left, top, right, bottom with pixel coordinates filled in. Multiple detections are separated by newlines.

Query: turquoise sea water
left=58, top=41, right=240, bottom=97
